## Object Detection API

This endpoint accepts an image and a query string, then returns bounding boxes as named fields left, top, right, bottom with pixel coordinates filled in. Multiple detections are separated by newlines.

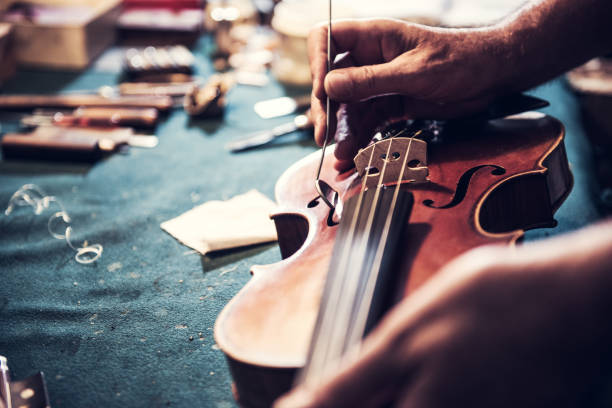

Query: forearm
left=492, top=0, right=612, bottom=93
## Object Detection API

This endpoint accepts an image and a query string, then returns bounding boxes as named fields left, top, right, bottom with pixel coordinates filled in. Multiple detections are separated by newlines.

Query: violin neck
left=297, top=186, right=414, bottom=387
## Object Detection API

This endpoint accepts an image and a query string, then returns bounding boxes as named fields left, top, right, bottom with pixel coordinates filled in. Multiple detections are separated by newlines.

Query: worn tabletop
left=0, top=36, right=606, bottom=407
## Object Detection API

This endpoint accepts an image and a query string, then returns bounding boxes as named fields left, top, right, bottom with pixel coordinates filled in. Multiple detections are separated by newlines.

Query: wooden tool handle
left=74, top=107, right=159, bottom=127
left=0, top=94, right=173, bottom=110
left=2, top=129, right=104, bottom=162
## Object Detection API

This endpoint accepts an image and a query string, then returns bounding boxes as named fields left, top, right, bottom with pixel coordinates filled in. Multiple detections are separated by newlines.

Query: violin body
left=214, top=112, right=573, bottom=408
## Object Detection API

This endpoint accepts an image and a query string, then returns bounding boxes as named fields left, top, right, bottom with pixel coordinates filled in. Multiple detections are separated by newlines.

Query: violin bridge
left=353, top=137, right=429, bottom=189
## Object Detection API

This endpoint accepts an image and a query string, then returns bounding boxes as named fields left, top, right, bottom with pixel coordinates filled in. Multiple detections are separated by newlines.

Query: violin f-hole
left=423, top=164, right=506, bottom=209
left=308, top=196, right=340, bottom=226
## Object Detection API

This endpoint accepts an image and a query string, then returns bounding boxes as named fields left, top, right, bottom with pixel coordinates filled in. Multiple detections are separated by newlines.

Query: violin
left=214, top=107, right=573, bottom=407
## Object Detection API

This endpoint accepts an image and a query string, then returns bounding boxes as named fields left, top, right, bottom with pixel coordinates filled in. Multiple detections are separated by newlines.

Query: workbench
left=0, top=36, right=606, bottom=407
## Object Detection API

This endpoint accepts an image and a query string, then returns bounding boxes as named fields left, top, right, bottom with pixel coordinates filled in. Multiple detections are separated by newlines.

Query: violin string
left=309, top=138, right=394, bottom=384
left=323, top=139, right=396, bottom=374
left=314, top=0, right=334, bottom=210
left=303, top=144, right=377, bottom=386
left=345, top=136, right=415, bottom=350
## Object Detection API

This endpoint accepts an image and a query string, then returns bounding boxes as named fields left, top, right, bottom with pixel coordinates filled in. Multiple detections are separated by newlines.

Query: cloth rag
left=161, top=189, right=278, bottom=254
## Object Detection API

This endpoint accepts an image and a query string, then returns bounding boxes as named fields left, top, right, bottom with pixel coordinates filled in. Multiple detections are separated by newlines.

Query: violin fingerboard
left=298, top=186, right=413, bottom=387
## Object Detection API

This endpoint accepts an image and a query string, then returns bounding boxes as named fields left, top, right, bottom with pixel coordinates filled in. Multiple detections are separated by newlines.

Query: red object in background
left=118, top=0, right=205, bottom=36
left=122, top=0, right=204, bottom=10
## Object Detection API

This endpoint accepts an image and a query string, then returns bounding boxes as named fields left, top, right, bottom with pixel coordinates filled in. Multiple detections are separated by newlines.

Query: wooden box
left=6, top=0, right=121, bottom=70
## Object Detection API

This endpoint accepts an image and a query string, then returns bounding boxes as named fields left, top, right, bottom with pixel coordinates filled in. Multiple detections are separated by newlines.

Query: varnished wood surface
left=214, top=112, right=573, bottom=407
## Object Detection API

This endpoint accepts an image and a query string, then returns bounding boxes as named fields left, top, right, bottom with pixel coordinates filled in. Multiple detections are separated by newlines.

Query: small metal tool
left=227, top=114, right=313, bottom=152
left=0, top=356, right=11, bottom=408
left=0, top=356, right=50, bottom=408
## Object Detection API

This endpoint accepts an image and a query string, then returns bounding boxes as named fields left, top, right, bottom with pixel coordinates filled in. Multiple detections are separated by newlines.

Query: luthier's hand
left=275, top=221, right=612, bottom=408
left=309, top=0, right=612, bottom=170
left=308, top=19, right=508, bottom=170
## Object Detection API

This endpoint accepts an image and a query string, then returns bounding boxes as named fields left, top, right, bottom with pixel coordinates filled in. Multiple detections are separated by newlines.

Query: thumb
left=325, top=61, right=403, bottom=102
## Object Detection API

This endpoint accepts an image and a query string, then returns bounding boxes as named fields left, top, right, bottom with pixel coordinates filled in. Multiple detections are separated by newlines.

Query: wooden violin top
left=214, top=112, right=573, bottom=407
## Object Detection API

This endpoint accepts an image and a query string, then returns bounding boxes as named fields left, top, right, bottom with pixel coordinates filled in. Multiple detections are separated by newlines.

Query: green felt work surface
left=0, top=37, right=607, bottom=407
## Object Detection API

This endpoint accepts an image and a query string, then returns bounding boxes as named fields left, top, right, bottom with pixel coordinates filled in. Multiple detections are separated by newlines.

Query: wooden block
left=7, top=0, right=121, bottom=70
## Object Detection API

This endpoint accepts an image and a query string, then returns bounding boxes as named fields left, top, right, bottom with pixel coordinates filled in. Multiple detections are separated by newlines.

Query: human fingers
left=333, top=95, right=408, bottom=164
left=311, top=91, right=326, bottom=146
left=274, top=246, right=503, bottom=408
left=329, top=94, right=494, bottom=170
left=323, top=49, right=495, bottom=106
left=307, top=23, right=332, bottom=102
left=311, top=50, right=356, bottom=146
left=333, top=158, right=355, bottom=172
left=324, top=60, right=410, bottom=102
left=309, top=20, right=405, bottom=146
left=312, top=97, right=340, bottom=147
left=332, top=102, right=386, bottom=163
left=308, top=19, right=412, bottom=101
